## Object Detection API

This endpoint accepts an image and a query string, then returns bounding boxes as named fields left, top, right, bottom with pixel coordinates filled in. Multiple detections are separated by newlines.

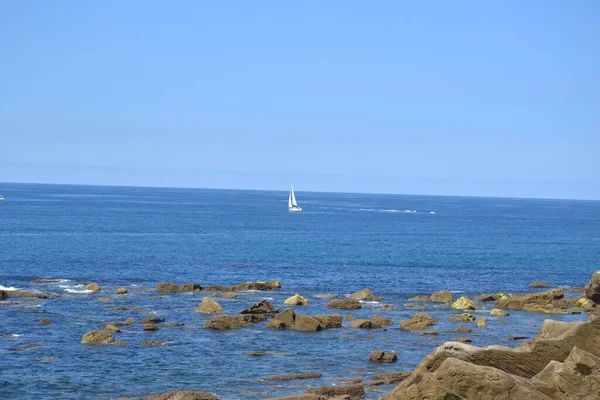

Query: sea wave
left=61, top=285, right=93, bottom=294
left=0, top=285, right=19, bottom=291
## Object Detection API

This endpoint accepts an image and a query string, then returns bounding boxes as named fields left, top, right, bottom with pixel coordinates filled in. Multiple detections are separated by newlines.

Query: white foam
left=450, top=290, right=464, bottom=293
left=63, top=287, right=93, bottom=294
left=5, top=334, right=23, bottom=338
left=359, top=300, right=380, bottom=305
left=0, top=285, right=19, bottom=291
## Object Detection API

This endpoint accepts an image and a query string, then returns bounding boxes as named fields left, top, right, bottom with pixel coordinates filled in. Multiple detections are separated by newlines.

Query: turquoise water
left=1, top=183, right=599, bottom=399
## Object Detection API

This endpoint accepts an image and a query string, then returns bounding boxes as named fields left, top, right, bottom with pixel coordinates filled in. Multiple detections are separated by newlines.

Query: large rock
left=449, top=313, right=476, bottom=322
left=313, top=314, right=342, bottom=329
left=325, top=299, right=361, bottom=310
left=268, top=308, right=296, bottom=328
left=116, top=287, right=128, bottom=295
left=530, top=346, right=600, bottom=399
left=584, top=270, right=600, bottom=304
left=529, top=281, right=551, bottom=288
left=227, top=281, right=281, bottom=291
left=4, top=290, right=61, bottom=299
left=369, top=350, right=398, bottom=363
left=204, top=314, right=268, bottom=330
left=495, top=289, right=568, bottom=312
left=196, top=297, right=224, bottom=314
left=349, top=288, right=384, bottom=301
left=407, top=295, right=431, bottom=302
left=81, top=329, right=114, bottom=344
left=86, top=283, right=101, bottom=292
left=155, top=282, right=202, bottom=293
left=305, top=384, right=365, bottom=399
left=350, top=319, right=381, bottom=329
left=240, top=299, right=277, bottom=314
left=430, top=290, right=453, bottom=303
left=490, top=309, right=510, bottom=317
left=284, top=294, right=309, bottom=306
left=400, top=313, right=438, bottom=330
left=292, top=315, right=322, bottom=332
left=145, top=391, right=218, bottom=400
left=451, top=296, right=477, bottom=310
left=371, top=315, right=393, bottom=325
left=475, top=293, right=499, bottom=302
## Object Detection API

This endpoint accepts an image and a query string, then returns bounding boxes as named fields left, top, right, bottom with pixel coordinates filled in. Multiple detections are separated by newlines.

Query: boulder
left=496, top=292, right=511, bottom=299
left=116, top=287, right=128, bottom=295
left=349, top=288, right=384, bottom=301
left=407, top=295, right=431, bottom=302
left=529, top=281, right=551, bottom=288
left=400, top=313, right=438, bottom=330
left=456, top=337, right=472, bottom=343
left=350, top=319, right=381, bottom=329
left=155, top=282, right=202, bottom=293
left=475, top=294, right=499, bottom=302
left=449, top=313, right=476, bottom=322
left=313, top=314, right=342, bottom=329
left=477, top=317, right=488, bottom=327
left=144, top=323, right=159, bottom=331
left=141, top=317, right=165, bottom=323
left=495, top=289, right=567, bottom=312
left=491, top=309, right=510, bottom=317
left=266, top=372, right=322, bottom=381
left=240, top=299, right=277, bottom=314
left=86, top=283, right=101, bottom=292
left=292, top=315, right=322, bottom=332
left=97, top=297, right=111, bottom=303
left=451, top=296, right=477, bottom=310
left=204, top=314, right=268, bottom=330
left=325, top=299, right=361, bottom=310
left=196, top=297, right=224, bottom=314
left=284, top=294, right=309, bottom=306
left=305, top=384, right=365, bottom=399
left=430, top=290, right=453, bottom=303
left=145, top=391, right=218, bottom=400
left=455, top=327, right=472, bottom=333
left=81, top=329, right=114, bottom=344
left=38, top=319, right=51, bottom=325
left=227, top=281, right=281, bottom=291
left=371, top=315, right=393, bottom=325
left=268, top=308, right=296, bottom=328
left=105, top=324, right=121, bottom=333
left=369, top=350, right=398, bottom=363
left=141, top=340, right=167, bottom=347
left=574, top=297, right=596, bottom=309
left=584, top=270, right=600, bottom=304
left=420, top=330, right=439, bottom=335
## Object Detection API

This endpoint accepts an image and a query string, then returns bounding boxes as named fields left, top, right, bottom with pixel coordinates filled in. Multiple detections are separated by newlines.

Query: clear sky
left=1, top=1, right=599, bottom=199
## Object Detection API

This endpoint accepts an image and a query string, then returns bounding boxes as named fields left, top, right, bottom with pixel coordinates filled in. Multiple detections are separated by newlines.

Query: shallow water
left=1, top=183, right=598, bottom=399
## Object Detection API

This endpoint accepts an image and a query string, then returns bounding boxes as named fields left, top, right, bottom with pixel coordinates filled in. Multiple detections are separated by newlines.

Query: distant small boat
left=0, top=195, right=4, bottom=200
left=288, top=185, right=302, bottom=212
left=429, top=211, right=435, bottom=214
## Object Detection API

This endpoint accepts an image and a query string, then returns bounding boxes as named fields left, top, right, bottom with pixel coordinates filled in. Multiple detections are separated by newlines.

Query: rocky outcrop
left=116, top=287, right=128, bottom=295
left=449, top=313, right=476, bottom=322
left=142, top=340, right=167, bottom=347
left=349, top=288, right=384, bottom=301
left=407, top=295, right=431, bottom=302
left=529, top=281, right=551, bottom=288
left=141, top=318, right=165, bottom=324
left=266, top=309, right=340, bottom=331
left=145, top=391, right=218, bottom=400
left=325, top=299, right=361, bottom=310
left=86, top=283, right=101, bottom=292
left=195, top=297, right=224, bottom=314
left=144, top=323, right=159, bottom=331
left=371, top=372, right=411, bottom=384
left=491, top=309, right=510, bottom=317
left=495, top=289, right=568, bottom=313
left=284, top=294, right=309, bottom=306
left=266, top=372, right=322, bottom=381
left=475, top=294, right=499, bottom=302
left=81, top=329, right=114, bottom=344
left=204, top=314, right=268, bottom=330
left=584, top=270, right=600, bottom=304
left=350, top=319, right=381, bottom=329
left=305, top=384, right=365, bottom=399
left=313, top=314, right=342, bottom=329
left=451, top=296, right=477, bottom=310
left=4, top=290, right=61, bottom=299
left=430, top=290, right=453, bottom=303
left=477, top=317, right=488, bottom=327
left=369, top=350, right=398, bottom=363
left=293, top=315, right=322, bottom=332
left=105, top=324, right=121, bottom=333
left=155, top=282, right=202, bottom=293
left=371, top=315, right=393, bottom=325
left=223, top=281, right=281, bottom=292
left=574, top=297, right=596, bottom=309
left=240, top=299, right=277, bottom=314
left=400, top=313, right=438, bottom=330
left=211, top=291, right=237, bottom=298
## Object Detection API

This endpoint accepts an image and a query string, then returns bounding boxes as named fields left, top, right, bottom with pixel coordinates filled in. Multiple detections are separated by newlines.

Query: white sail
left=290, top=185, right=298, bottom=207
left=288, top=189, right=293, bottom=208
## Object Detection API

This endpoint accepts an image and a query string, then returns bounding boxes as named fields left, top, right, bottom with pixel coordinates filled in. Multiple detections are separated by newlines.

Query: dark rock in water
left=240, top=299, right=277, bottom=314
left=109, top=306, right=144, bottom=311
left=529, top=281, right=551, bottom=288
left=292, top=315, right=322, bottom=332
left=313, top=314, right=342, bottom=329
left=266, top=372, right=322, bottom=381
left=305, top=384, right=365, bottom=399
left=325, top=299, right=361, bottom=310
left=377, top=304, right=395, bottom=311
left=155, top=282, right=202, bottom=293
left=399, top=313, right=438, bottom=330
left=350, top=319, right=381, bottom=329
left=0, top=290, right=6, bottom=300
left=164, top=322, right=185, bottom=327
left=97, top=297, right=111, bottom=303
left=145, top=391, right=218, bottom=400
left=115, top=287, right=128, bottom=295
left=105, top=324, right=121, bottom=333
left=38, top=319, right=51, bottom=325
left=420, top=330, right=439, bottom=336
left=33, top=279, right=64, bottom=284
left=475, top=294, right=499, bottom=302
left=455, top=327, right=472, bottom=333
left=495, top=289, right=567, bottom=312
left=408, top=295, right=431, bottom=302
left=81, top=330, right=114, bottom=344
left=369, top=350, right=398, bottom=363
left=141, top=317, right=165, bottom=324
left=584, top=270, right=600, bottom=304
left=371, top=315, right=393, bottom=326
left=109, top=317, right=135, bottom=326
left=268, top=308, right=296, bottom=328
left=509, top=335, right=529, bottom=341
left=449, top=313, right=476, bottom=322
left=204, top=314, right=268, bottom=330
left=210, top=280, right=281, bottom=292
left=5, top=290, right=61, bottom=299
left=430, top=290, right=453, bottom=303
left=456, top=337, right=472, bottom=343
left=196, top=297, right=224, bottom=314
left=86, top=283, right=101, bottom=292
left=141, top=340, right=166, bottom=347
left=349, top=288, right=384, bottom=301
left=143, top=323, right=159, bottom=331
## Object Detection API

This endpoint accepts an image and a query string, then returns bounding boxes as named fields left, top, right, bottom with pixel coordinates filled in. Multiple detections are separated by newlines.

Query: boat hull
left=288, top=207, right=303, bottom=212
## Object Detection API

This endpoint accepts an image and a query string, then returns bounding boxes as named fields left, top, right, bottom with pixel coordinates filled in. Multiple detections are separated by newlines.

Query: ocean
left=1, top=183, right=599, bottom=399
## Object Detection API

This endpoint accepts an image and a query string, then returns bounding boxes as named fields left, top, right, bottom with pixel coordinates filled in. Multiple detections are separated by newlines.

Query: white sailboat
left=288, top=185, right=302, bottom=212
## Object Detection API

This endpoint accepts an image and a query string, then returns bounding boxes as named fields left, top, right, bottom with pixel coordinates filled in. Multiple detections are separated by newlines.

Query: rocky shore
left=2, top=272, right=600, bottom=399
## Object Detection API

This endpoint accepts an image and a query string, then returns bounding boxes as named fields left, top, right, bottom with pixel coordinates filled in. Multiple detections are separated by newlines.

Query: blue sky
left=1, top=1, right=598, bottom=199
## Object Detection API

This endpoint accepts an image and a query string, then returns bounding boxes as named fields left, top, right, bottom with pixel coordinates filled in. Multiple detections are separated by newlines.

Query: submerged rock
left=227, top=281, right=281, bottom=291
left=284, top=294, right=309, bottom=306
left=400, top=313, right=438, bottom=330
left=86, top=283, right=101, bottom=292
left=325, top=299, right=361, bottom=310
left=449, top=313, right=476, bottom=322
left=529, top=281, right=551, bottom=288
left=204, top=314, right=268, bottom=330
left=141, top=317, right=165, bottom=324
left=477, top=317, right=488, bottom=327
left=196, top=297, right=224, bottom=314
left=305, top=384, right=365, bottom=399
left=144, top=391, right=218, bottom=400
left=584, top=270, right=600, bottom=304
left=349, top=288, right=384, bottom=301
left=266, top=372, right=322, bottom=381
left=371, top=315, right=393, bottom=326
left=155, top=282, right=202, bottom=293
left=455, top=327, right=472, bottom=333
left=212, top=291, right=237, bottom=298
left=81, top=329, right=114, bottom=344
left=141, top=340, right=166, bottom=347
left=38, top=319, right=51, bottom=325
left=369, top=350, right=398, bottom=363
left=407, top=295, right=431, bottom=302
left=143, top=323, right=159, bottom=331
left=4, top=290, right=61, bottom=299
left=0, top=290, right=6, bottom=300
left=451, top=296, right=477, bottom=310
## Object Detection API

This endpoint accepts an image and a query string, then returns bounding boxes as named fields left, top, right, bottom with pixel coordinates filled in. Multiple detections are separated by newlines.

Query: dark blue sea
left=1, top=183, right=599, bottom=399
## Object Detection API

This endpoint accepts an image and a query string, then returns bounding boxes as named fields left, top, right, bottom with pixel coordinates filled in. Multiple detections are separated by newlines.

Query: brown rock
left=407, top=295, right=431, bottom=302
left=349, top=288, right=384, bottom=301
left=477, top=317, right=488, bottom=327
left=529, top=281, right=551, bottom=288
left=164, top=322, right=185, bottom=327
left=491, top=308, right=510, bottom=317
left=81, top=329, right=114, bottom=344
left=494, top=288, right=567, bottom=311
left=211, top=291, right=237, bottom=298
left=584, top=270, right=600, bottom=304
left=145, top=391, right=218, bottom=400
left=204, top=314, right=268, bottom=330
left=371, top=315, right=393, bottom=325
left=377, top=304, right=395, bottom=311
left=400, top=313, right=438, bottom=330
left=196, top=297, right=225, bottom=314
left=227, top=281, right=281, bottom=291
left=449, top=313, right=476, bottom=322
left=141, top=317, right=165, bottom=323
left=4, top=290, right=61, bottom=299
left=430, top=290, right=453, bottom=303
left=451, top=296, right=477, bottom=310
left=155, top=282, right=202, bottom=293
left=86, top=283, right=101, bottom=292
left=105, top=324, right=121, bottom=333
left=455, top=327, right=472, bottom=333
left=371, top=372, right=411, bottom=384
left=266, top=372, right=322, bottom=381
left=456, top=337, right=472, bottom=343
left=475, top=293, right=499, bottom=302
left=325, top=299, right=361, bottom=310
left=284, top=294, right=309, bottom=306
left=420, top=330, right=439, bottom=335
left=313, top=314, right=342, bottom=329
left=292, top=315, right=322, bottom=332
left=112, top=317, right=135, bottom=326
left=38, top=319, right=51, bottom=325
left=240, top=299, right=277, bottom=314
left=305, top=384, right=365, bottom=399
left=0, top=290, right=6, bottom=300
left=369, top=350, right=398, bottom=363
left=268, top=308, right=296, bottom=328
left=569, top=287, right=585, bottom=292
left=350, top=319, right=381, bottom=329
left=97, top=297, right=111, bottom=303
left=141, top=340, right=166, bottom=347
left=509, top=334, right=529, bottom=340
left=116, top=287, right=128, bottom=295
left=143, top=323, right=159, bottom=331
left=264, top=396, right=325, bottom=400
